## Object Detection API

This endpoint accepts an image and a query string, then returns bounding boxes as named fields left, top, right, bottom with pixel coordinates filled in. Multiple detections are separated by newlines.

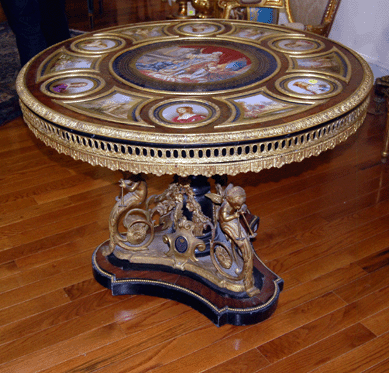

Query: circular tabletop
left=17, top=19, right=374, bottom=177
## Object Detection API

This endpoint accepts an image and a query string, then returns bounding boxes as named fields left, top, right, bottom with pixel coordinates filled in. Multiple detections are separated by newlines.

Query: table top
left=17, top=19, right=373, bottom=177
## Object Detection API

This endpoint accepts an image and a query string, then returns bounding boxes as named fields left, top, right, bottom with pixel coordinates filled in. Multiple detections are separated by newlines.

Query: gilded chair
left=287, top=0, right=341, bottom=37
left=218, top=0, right=341, bottom=37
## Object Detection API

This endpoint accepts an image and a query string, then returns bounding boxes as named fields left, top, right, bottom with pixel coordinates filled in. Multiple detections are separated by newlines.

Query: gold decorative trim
left=40, top=74, right=106, bottom=99
left=219, top=86, right=321, bottom=126
left=98, top=24, right=177, bottom=44
left=16, top=20, right=374, bottom=177
left=222, top=22, right=296, bottom=40
left=92, top=245, right=282, bottom=314
left=55, top=86, right=157, bottom=127
left=149, top=98, right=221, bottom=128
left=107, top=36, right=282, bottom=96
left=275, top=73, right=343, bottom=99
left=269, top=36, right=326, bottom=55
left=36, top=47, right=104, bottom=83
left=17, top=60, right=372, bottom=144
left=286, top=47, right=352, bottom=83
left=20, top=97, right=369, bottom=177
left=173, top=21, right=226, bottom=36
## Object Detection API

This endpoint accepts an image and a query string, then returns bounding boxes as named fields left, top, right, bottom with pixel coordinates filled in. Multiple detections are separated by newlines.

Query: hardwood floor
left=1, top=1, right=389, bottom=371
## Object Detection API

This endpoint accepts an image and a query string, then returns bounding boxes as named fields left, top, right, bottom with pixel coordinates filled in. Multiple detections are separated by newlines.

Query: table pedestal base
left=92, top=175, right=283, bottom=326
left=93, top=240, right=283, bottom=326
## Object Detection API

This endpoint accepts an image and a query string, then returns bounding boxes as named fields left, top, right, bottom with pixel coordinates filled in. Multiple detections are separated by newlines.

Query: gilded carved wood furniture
left=217, top=0, right=341, bottom=37
left=287, top=0, right=341, bottom=37
left=17, top=19, right=373, bottom=326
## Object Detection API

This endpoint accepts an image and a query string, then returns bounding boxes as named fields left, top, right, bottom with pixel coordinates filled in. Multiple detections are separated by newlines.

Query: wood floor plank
left=0, top=222, right=103, bottom=264
left=308, top=332, right=389, bottom=373
left=361, top=358, right=389, bottom=373
left=355, top=246, right=389, bottom=273
left=362, top=306, right=389, bottom=336
left=260, top=169, right=389, bottom=234
left=0, top=194, right=112, bottom=240
left=0, top=163, right=75, bottom=194
left=0, top=196, right=38, bottom=215
left=0, top=322, right=127, bottom=373
left=33, top=173, right=115, bottom=204
left=0, top=197, right=73, bottom=227
left=118, top=301, right=196, bottom=334
left=294, top=199, right=389, bottom=247
left=14, top=228, right=108, bottom=270
left=254, top=162, right=382, bottom=221
left=253, top=193, right=389, bottom=261
left=0, top=289, right=70, bottom=326
left=94, top=293, right=345, bottom=373
left=201, top=349, right=269, bottom=373
left=283, top=227, right=389, bottom=283
left=0, top=295, right=159, bottom=365
left=0, top=209, right=104, bottom=248
left=63, top=278, right=109, bottom=300
left=0, top=149, right=62, bottom=176
left=253, top=236, right=306, bottom=264
left=256, top=324, right=376, bottom=373
left=37, top=308, right=210, bottom=373
left=0, top=289, right=126, bottom=345
left=0, top=264, right=92, bottom=310
left=0, top=250, right=93, bottom=293
left=0, top=173, right=108, bottom=208
left=335, top=264, right=389, bottom=303
left=266, top=211, right=389, bottom=279
left=276, top=264, right=361, bottom=312
left=0, top=261, right=19, bottom=279
left=259, top=285, right=389, bottom=363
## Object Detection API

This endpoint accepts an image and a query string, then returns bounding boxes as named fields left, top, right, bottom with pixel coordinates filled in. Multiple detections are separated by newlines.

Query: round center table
left=17, top=19, right=373, bottom=326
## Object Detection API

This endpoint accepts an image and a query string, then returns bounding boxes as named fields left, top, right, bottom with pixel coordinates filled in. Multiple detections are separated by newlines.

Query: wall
left=329, top=0, right=389, bottom=78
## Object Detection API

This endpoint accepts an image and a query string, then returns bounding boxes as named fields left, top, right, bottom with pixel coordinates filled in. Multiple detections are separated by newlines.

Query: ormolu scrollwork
left=20, top=96, right=369, bottom=177
left=104, top=175, right=261, bottom=295
left=207, top=183, right=260, bottom=296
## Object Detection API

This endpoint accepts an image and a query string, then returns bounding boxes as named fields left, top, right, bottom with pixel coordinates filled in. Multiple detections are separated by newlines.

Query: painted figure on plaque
left=172, top=106, right=207, bottom=123
left=136, top=46, right=251, bottom=83
left=50, top=54, right=93, bottom=72
left=234, top=27, right=271, bottom=40
left=52, top=80, right=89, bottom=93
left=279, top=39, right=316, bottom=51
left=123, top=26, right=162, bottom=40
left=296, top=55, right=342, bottom=75
left=79, top=39, right=113, bottom=51
left=292, top=79, right=331, bottom=95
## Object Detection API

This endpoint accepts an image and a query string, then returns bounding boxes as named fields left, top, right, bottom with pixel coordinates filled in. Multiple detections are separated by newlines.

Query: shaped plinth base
left=92, top=240, right=283, bottom=326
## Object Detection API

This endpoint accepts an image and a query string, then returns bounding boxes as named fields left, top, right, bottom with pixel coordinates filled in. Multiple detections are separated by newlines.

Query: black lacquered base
left=92, top=240, right=283, bottom=326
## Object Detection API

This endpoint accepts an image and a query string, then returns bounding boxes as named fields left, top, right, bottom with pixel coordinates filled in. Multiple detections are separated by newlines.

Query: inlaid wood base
left=92, top=240, right=283, bottom=326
